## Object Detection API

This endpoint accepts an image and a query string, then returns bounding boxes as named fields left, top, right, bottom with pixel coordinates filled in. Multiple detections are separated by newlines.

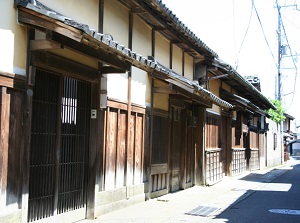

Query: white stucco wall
left=0, top=0, right=26, bottom=75
left=184, top=53, right=194, bottom=80
left=172, top=44, right=182, bottom=75
left=266, top=119, right=282, bottom=167
left=207, top=79, right=221, bottom=115
left=155, top=32, right=170, bottom=68
left=103, top=0, right=129, bottom=102
left=131, top=15, right=152, bottom=106
left=39, top=0, right=99, bottom=30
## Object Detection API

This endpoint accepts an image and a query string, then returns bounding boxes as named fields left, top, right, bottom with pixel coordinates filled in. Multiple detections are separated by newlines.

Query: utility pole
left=277, top=4, right=282, bottom=101
left=276, top=2, right=298, bottom=100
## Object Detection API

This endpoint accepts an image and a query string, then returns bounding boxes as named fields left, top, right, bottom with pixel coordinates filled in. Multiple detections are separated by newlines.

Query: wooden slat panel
left=0, top=87, right=10, bottom=209
left=7, top=91, right=23, bottom=208
left=127, top=114, right=135, bottom=185
left=105, top=109, right=118, bottom=190
left=150, top=163, right=168, bottom=175
left=134, top=114, right=143, bottom=184
left=206, top=114, right=221, bottom=149
left=116, top=110, right=126, bottom=188
left=151, top=115, right=168, bottom=164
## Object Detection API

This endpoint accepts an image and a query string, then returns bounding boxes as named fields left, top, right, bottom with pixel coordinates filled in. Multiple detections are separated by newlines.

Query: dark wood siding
left=205, top=113, right=223, bottom=184
left=101, top=101, right=145, bottom=191
left=150, top=111, right=169, bottom=198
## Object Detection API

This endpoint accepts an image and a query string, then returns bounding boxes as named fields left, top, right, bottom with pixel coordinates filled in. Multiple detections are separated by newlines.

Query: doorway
left=28, top=69, right=91, bottom=222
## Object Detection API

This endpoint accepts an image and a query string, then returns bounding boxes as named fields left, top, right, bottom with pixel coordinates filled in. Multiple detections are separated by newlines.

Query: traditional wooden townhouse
left=0, top=0, right=277, bottom=222
left=200, top=61, right=276, bottom=184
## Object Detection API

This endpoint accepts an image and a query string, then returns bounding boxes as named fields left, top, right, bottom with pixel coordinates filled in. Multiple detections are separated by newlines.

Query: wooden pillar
left=194, top=107, right=206, bottom=185
left=0, top=87, right=10, bottom=210
left=125, top=11, right=133, bottom=196
left=86, top=82, right=99, bottom=219
left=21, top=28, right=35, bottom=223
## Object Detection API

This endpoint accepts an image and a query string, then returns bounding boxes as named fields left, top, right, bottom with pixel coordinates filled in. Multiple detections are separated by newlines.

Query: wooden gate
left=170, top=106, right=194, bottom=192
left=28, top=70, right=90, bottom=222
left=150, top=111, right=169, bottom=198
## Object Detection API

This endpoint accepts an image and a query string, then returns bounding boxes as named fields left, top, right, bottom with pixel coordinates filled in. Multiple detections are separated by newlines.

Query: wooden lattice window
left=206, top=114, right=221, bottom=148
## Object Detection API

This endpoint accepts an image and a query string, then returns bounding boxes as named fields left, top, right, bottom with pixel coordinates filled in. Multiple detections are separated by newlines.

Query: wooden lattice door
left=28, top=70, right=90, bottom=222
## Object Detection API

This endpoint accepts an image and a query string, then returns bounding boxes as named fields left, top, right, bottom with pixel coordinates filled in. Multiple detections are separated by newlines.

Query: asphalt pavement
left=80, top=157, right=300, bottom=223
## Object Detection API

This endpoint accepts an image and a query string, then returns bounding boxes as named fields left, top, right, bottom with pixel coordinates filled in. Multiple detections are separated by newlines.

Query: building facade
left=0, top=0, right=277, bottom=222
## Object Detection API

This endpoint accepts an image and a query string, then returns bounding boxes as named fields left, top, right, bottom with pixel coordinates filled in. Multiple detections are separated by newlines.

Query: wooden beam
left=153, top=87, right=176, bottom=94
left=0, top=73, right=26, bottom=91
left=18, top=6, right=131, bottom=72
left=100, top=66, right=126, bottom=74
left=51, top=32, right=131, bottom=72
left=30, top=39, right=62, bottom=51
left=32, top=51, right=99, bottom=82
left=18, top=7, right=83, bottom=42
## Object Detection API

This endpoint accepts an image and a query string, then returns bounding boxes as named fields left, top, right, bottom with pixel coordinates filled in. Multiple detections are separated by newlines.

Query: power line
left=276, top=1, right=298, bottom=106
left=253, top=1, right=278, bottom=68
left=234, top=0, right=254, bottom=70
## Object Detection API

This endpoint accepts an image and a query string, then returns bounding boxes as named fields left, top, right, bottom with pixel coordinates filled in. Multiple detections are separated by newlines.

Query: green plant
left=266, top=99, right=286, bottom=124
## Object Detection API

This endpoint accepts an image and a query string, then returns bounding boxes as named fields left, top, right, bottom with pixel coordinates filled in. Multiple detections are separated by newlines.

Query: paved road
left=216, top=157, right=300, bottom=223
left=80, top=158, right=300, bottom=223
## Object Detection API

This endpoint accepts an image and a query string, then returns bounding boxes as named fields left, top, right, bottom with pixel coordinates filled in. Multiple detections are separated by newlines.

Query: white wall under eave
left=106, top=73, right=128, bottom=103
left=155, top=32, right=170, bottom=68
left=131, top=67, right=150, bottom=106
left=207, top=79, right=221, bottom=115
left=104, top=0, right=129, bottom=48
left=131, top=15, right=152, bottom=106
left=172, top=44, right=182, bottom=75
left=38, top=0, right=99, bottom=31
left=0, top=1, right=26, bottom=75
left=184, top=53, right=194, bottom=81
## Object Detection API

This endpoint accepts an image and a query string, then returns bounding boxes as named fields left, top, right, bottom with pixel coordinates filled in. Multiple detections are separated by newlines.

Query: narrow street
left=81, top=158, right=300, bottom=223
left=216, top=157, right=300, bottom=223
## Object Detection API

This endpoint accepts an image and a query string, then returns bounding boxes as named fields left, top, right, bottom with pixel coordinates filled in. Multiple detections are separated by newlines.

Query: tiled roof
left=212, top=58, right=276, bottom=110
left=17, top=0, right=233, bottom=109
left=153, top=0, right=218, bottom=58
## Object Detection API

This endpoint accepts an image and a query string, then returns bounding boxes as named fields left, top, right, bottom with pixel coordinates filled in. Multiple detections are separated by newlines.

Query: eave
left=117, top=0, right=218, bottom=62
left=211, top=59, right=276, bottom=110
left=17, top=1, right=233, bottom=110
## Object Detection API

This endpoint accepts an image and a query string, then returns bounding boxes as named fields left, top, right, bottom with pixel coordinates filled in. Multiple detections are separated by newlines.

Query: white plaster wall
left=266, top=119, right=282, bottom=167
left=131, top=15, right=152, bottom=106
left=103, top=0, right=129, bottom=102
left=104, top=0, right=129, bottom=46
left=131, top=67, right=148, bottom=106
left=184, top=53, right=193, bottom=81
left=155, top=32, right=170, bottom=68
left=0, top=0, right=26, bottom=75
left=39, top=0, right=99, bottom=31
left=172, top=44, right=182, bottom=75
left=106, top=73, right=128, bottom=102
left=207, top=79, right=221, bottom=115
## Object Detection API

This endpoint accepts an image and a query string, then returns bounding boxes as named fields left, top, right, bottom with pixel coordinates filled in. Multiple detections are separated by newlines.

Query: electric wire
left=276, top=0, right=298, bottom=108
left=253, top=1, right=278, bottom=68
left=234, top=0, right=254, bottom=70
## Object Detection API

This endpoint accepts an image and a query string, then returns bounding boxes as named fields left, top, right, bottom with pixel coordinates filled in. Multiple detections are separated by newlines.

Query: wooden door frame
left=221, top=114, right=232, bottom=176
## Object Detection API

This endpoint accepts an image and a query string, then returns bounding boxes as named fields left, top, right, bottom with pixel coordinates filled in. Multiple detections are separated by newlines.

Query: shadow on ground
left=212, top=162, right=300, bottom=223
